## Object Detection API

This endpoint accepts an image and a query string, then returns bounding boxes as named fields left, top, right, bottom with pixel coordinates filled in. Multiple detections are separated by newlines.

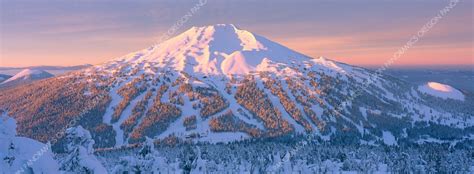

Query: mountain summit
left=0, top=25, right=472, bottom=149
left=110, top=24, right=322, bottom=76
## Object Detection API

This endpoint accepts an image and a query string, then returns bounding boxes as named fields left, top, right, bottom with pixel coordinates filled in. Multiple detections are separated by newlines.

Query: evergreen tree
left=59, top=126, right=107, bottom=173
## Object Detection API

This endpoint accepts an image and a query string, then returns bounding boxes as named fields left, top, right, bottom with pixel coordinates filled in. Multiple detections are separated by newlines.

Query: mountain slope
left=0, top=24, right=472, bottom=149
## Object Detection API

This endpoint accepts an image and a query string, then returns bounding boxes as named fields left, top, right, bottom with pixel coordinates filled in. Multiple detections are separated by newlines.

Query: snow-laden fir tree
left=113, top=137, right=173, bottom=173
left=190, top=147, right=208, bottom=174
left=59, top=126, right=106, bottom=173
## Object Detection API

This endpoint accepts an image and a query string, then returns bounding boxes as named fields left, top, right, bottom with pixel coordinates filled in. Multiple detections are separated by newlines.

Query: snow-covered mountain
left=418, top=82, right=465, bottom=101
left=0, top=69, right=54, bottom=87
left=0, top=24, right=472, bottom=150
left=108, top=24, right=312, bottom=76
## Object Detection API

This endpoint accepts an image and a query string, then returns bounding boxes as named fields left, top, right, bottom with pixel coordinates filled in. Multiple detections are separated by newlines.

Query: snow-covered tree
left=266, top=151, right=292, bottom=173
left=135, top=137, right=159, bottom=172
left=190, top=147, right=208, bottom=174
left=59, top=126, right=106, bottom=173
left=113, top=137, right=172, bottom=173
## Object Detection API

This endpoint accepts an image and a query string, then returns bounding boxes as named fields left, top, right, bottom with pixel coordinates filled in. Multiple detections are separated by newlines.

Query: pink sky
left=1, top=0, right=472, bottom=67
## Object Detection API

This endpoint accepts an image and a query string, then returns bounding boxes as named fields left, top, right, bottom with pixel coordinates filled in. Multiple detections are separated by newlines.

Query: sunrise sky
left=1, top=0, right=473, bottom=67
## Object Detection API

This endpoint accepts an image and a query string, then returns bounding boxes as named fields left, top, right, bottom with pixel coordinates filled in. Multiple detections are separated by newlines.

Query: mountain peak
left=111, top=24, right=316, bottom=76
left=177, top=23, right=266, bottom=53
left=186, top=24, right=238, bottom=33
left=198, top=23, right=238, bottom=31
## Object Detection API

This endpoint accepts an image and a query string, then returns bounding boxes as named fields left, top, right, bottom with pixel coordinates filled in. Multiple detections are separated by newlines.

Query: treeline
left=129, top=83, right=182, bottom=143
left=112, top=75, right=147, bottom=123
left=209, top=110, right=262, bottom=137
left=235, top=76, right=293, bottom=137
left=262, top=75, right=312, bottom=132
left=121, top=89, right=154, bottom=141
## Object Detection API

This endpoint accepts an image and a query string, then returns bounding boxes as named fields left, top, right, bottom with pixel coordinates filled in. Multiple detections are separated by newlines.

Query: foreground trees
left=59, top=126, right=107, bottom=173
left=95, top=136, right=474, bottom=173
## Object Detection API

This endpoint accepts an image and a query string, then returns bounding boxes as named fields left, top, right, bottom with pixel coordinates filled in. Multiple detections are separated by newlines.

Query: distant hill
left=0, top=64, right=92, bottom=76
left=373, top=67, right=474, bottom=94
left=0, top=69, right=54, bottom=88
